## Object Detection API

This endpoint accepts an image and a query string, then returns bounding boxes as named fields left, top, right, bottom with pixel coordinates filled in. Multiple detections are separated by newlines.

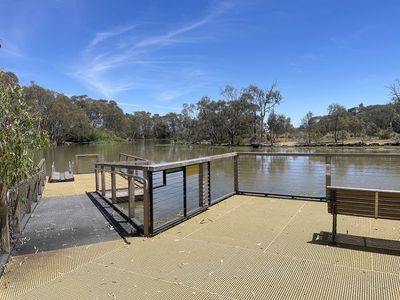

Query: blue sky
left=1, top=0, right=399, bottom=125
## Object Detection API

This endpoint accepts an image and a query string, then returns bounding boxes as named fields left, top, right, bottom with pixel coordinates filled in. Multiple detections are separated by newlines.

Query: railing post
left=162, top=170, right=167, bottom=186
left=332, top=189, right=337, bottom=244
left=143, top=171, right=152, bottom=237
left=111, top=166, right=116, bottom=204
left=128, top=169, right=135, bottom=219
left=42, top=160, right=46, bottom=191
left=199, top=163, right=204, bottom=207
left=38, top=159, right=46, bottom=195
left=325, top=156, right=332, bottom=200
left=234, top=154, right=239, bottom=194
left=75, top=154, right=79, bottom=174
left=0, top=183, right=10, bottom=254
left=26, top=181, right=32, bottom=214
left=207, top=162, right=211, bottom=205
left=183, top=167, right=187, bottom=217
left=11, top=190, right=21, bottom=234
left=95, top=166, right=99, bottom=192
left=101, top=166, right=105, bottom=197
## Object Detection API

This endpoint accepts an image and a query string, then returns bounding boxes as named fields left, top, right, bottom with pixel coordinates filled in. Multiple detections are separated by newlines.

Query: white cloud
left=88, top=25, right=137, bottom=48
left=71, top=1, right=235, bottom=99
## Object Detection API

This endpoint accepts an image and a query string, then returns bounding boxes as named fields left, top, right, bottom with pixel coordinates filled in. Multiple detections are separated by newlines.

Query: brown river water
left=35, top=140, right=400, bottom=200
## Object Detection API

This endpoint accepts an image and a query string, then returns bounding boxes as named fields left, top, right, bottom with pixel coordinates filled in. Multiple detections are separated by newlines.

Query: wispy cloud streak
left=72, top=1, right=234, bottom=100
left=88, top=25, right=137, bottom=48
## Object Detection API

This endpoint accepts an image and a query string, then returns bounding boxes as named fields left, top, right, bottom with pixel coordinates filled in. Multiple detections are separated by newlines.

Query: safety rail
left=94, top=162, right=149, bottom=232
left=119, top=153, right=149, bottom=164
left=75, top=154, right=100, bottom=174
left=0, top=159, right=46, bottom=254
left=94, top=152, right=400, bottom=237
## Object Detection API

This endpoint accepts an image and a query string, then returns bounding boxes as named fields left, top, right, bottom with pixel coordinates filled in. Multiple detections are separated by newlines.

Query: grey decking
left=13, top=194, right=135, bottom=255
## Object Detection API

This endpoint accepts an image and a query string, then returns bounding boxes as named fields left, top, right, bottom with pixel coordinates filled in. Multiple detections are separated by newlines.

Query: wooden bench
left=327, top=186, right=400, bottom=243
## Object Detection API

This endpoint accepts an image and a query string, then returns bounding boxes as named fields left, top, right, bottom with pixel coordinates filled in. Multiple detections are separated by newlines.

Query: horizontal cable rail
left=237, top=154, right=326, bottom=200
left=331, top=156, right=400, bottom=191
left=94, top=152, right=400, bottom=237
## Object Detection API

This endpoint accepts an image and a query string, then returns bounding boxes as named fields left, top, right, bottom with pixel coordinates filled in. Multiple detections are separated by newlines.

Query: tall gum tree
left=0, top=71, right=48, bottom=253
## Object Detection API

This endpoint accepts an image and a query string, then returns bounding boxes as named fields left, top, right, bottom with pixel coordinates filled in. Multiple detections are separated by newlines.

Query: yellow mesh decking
left=43, top=173, right=128, bottom=197
left=2, top=195, right=400, bottom=299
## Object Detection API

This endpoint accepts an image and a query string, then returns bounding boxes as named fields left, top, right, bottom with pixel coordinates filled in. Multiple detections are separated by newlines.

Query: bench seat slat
left=335, top=198, right=375, bottom=205
left=335, top=210, right=375, bottom=218
left=328, top=186, right=400, bottom=194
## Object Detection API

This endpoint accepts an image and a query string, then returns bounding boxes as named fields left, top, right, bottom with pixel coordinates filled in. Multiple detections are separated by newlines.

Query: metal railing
left=119, top=153, right=149, bottom=164
left=94, top=152, right=400, bottom=237
left=75, top=154, right=100, bottom=174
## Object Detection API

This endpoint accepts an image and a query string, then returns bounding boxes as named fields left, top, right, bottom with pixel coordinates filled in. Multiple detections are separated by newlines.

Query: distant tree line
left=298, top=79, right=400, bottom=145
left=2, top=69, right=400, bottom=146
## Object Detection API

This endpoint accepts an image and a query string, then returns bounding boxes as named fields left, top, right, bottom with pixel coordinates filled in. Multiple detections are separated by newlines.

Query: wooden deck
left=48, top=171, right=74, bottom=183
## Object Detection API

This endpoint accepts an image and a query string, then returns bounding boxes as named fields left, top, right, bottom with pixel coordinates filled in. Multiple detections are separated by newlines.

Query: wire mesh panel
left=238, top=154, right=326, bottom=199
left=332, top=156, right=400, bottom=190
left=210, top=156, right=234, bottom=203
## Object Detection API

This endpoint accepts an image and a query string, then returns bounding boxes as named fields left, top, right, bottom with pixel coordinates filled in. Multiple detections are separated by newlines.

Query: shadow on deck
left=13, top=192, right=137, bottom=256
left=310, top=231, right=400, bottom=256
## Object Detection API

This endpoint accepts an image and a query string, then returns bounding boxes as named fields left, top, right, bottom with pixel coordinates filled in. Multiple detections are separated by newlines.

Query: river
left=36, top=141, right=400, bottom=201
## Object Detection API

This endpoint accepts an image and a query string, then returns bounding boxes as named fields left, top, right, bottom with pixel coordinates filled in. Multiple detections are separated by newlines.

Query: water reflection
left=239, top=155, right=325, bottom=198
left=36, top=142, right=400, bottom=198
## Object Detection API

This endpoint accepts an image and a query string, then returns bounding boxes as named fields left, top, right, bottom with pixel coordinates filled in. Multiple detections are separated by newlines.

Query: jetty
left=1, top=152, right=400, bottom=299
left=48, top=161, right=74, bottom=183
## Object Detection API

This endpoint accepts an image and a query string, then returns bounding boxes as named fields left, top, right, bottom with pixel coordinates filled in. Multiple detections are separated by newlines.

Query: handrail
left=37, top=158, right=46, bottom=169
left=119, top=153, right=149, bottom=163
left=147, top=152, right=237, bottom=172
left=96, top=152, right=237, bottom=172
left=113, top=170, right=146, bottom=185
left=1, top=158, right=46, bottom=253
left=93, top=151, right=400, bottom=237
left=75, top=154, right=100, bottom=174
left=238, top=152, right=400, bottom=157
left=327, top=185, right=400, bottom=194
left=97, top=151, right=400, bottom=173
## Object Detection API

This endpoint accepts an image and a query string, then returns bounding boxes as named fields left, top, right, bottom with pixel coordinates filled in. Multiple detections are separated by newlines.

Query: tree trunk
left=0, top=183, right=10, bottom=254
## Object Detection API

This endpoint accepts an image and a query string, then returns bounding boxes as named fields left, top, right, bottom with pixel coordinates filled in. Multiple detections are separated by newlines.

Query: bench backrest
left=327, top=186, right=400, bottom=221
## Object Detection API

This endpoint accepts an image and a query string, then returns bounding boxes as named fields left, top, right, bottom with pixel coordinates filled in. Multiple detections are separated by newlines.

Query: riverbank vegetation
left=2, top=69, right=400, bottom=146
left=0, top=71, right=48, bottom=187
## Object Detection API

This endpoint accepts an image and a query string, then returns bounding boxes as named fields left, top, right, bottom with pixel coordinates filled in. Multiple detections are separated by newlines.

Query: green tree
left=152, top=114, right=169, bottom=139
left=244, top=83, right=283, bottom=142
left=327, top=104, right=348, bottom=143
left=197, top=97, right=228, bottom=145
left=164, top=112, right=180, bottom=141
left=389, top=79, right=400, bottom=103
left=300, top=112, right=320, bottom=145
left=267, top=112, right=292, bottom=145
left=224, top=98, right=255, bottom=145
left=1, top=71, right=48, bottom=253
left=180, top=103, right=199, bottom=143
left=0, top=71, right=48, bottom=187
left=46, top=95, right=92, bottom=144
